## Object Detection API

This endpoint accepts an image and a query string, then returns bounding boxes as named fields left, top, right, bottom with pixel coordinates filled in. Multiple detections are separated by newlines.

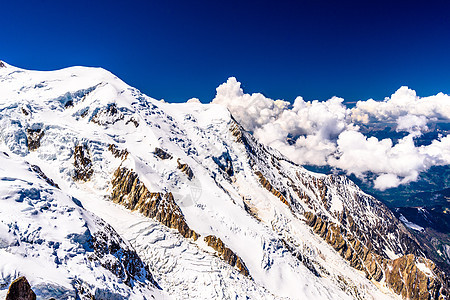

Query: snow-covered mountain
left=0, top=61, right=447, bottom=299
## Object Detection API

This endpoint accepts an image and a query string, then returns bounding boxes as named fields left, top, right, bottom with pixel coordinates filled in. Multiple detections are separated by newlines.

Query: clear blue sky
left=2, top=0, right=450, bottom=103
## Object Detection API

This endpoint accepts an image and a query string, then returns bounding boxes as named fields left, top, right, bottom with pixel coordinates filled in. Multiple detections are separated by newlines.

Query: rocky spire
left=6, top=276, right=36, bottom=300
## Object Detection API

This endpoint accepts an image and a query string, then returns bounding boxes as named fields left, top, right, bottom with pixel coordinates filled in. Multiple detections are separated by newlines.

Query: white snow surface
left=398, top=215, right=425, bottom=232
left=0, top=151, right=165, bottom=299
left=0, top=62, right=401, bottom=299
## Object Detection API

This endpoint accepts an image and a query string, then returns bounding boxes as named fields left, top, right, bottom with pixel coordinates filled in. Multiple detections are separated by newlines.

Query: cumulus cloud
left=211, top=78, right=450, bottom=190
left=396, top=115, right=428, bottom=134
left=351, top=86, right=450, bottom=127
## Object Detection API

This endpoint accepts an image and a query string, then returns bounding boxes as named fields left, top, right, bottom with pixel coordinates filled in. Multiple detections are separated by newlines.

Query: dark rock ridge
left=177, top=158, right=194, bottom=180
left=111, top=167, right=198, bottom=240
left=0, top=60, right=5, bottom=68
left=204, top=235, right=250, bottom=277
left=305, top=211, right=385, bottom=280
left=213, top=151, right=234, bottom=177
left=73, top=144, right=93, bottom=181
left=227, top=119, right=449, bottom=299
left=30, top=164, right=60, bottom=189
left=385, top=254, right=444, bottom=300
left=255, top=170, right=291, bottom=210
left=108, top=144, right=129, bottom=160
left=21, top=107, right=30, bottom=116
left=90, top=103, right=124, bottom=125
left=243, top=197, right=261, bottom=221
left=26, top=128, right=44, bottom=151
left=280, top=238, right=321, bottom=277
left=154, top=147, right=173, bottom=160
left=88, top=216, right=160, bottom=289
left=125, top=117, right=139, bottom=127
left=6, top=276, right=36, bottom=300
left=394, top=205, right=450, bottom=275
left=304, top=210, right=447, bottom=299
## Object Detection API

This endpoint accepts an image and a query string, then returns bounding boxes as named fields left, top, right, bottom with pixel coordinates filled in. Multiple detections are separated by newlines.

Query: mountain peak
left=0, top=64, right=447, bottom=299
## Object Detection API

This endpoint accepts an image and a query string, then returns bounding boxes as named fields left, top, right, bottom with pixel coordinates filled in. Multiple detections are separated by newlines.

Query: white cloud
left=396, top=114, right=428, bottom=134
left=351, top=86, right=450, bottom=125
left=213, top=77, right=290, bottom=131
left=211, top=78, right=450, bottom=190
left=374, top=174, right=402, bottom=191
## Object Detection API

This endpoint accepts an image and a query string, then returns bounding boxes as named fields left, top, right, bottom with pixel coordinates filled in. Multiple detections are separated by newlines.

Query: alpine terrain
left=0, top=61, right=447, bottom=299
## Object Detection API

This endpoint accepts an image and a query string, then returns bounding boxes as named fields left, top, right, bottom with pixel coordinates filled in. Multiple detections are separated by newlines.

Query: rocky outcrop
left=30, top=164, right=60, bottom=188
left=204, top=235, right=250, bottom=277
left=213, top=152, right=234, bottom=177
left=91, top=103, right=124, bottom=125
left=89, top=217, right=160, bottom=289
left=125, top=117, right=139, bottom=127
left=304, top=212, right=383, bottom=280
left=21, top=107, right=30, bottom=116
left=227, top=113, right=449, bottom=299
left=177, top=159, right=194, bottom=180
left=243, top=197, right=260, bottom=221
left=0, top=61, right=5, bottom=68
left=280, top=238, right=320, bottom=277
left=6, top=276, right=36, bottom=300
left=255, top=171, right=291, bottom=209
left=229, top=121, right=245, bottom=144
left=304, top=211, right=447, bottom=299
left=73, top=144, right=93, bottom=181
left=111, top=167, right=198, bottom=240
left=385, top=254, right=443, bottom=300
left=154, top=147, right=172, bottom=160
left=26, top=128, right=44, bottom=151
left=108, top=144, right=129, bottom=160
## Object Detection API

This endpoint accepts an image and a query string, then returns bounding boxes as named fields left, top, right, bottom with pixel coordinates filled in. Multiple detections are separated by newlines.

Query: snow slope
left=0, top=61, right=444, bottom=299
left=0, top=150, right=165, bottom=299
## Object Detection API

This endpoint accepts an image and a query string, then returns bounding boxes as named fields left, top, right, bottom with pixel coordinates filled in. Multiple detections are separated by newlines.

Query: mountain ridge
left=0, top=61, right=447, bottom=299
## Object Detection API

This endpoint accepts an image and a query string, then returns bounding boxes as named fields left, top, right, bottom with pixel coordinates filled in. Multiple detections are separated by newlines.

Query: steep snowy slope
left=0, top=150, right=164, bottom=299
left=0, top=61, right=447, bottom=299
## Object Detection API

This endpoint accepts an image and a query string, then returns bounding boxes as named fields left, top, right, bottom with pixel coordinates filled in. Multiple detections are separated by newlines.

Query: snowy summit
left=0, top=63, right=447, bottom=299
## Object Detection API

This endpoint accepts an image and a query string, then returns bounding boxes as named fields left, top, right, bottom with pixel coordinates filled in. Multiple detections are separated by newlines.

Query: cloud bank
left=211, top=77, right=450, bottom=190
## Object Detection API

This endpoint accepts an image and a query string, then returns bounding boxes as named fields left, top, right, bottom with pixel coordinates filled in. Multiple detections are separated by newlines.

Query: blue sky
left=2, top=0, right=450, bottom=103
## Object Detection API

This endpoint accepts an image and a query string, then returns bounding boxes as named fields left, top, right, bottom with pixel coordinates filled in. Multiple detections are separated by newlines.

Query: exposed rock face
left=229, top=121, right=245, bottom=144
left=30, top=164, right=60, bottom=188
left=213, top=152, right=234, bottom=177
left=73, top=144, right=93, bottom=181
left=89, top=217, right=160, bottom=289
left=280, top=238, right=320, bottom=277
left=304, top=211, right=447, bottom=299
left=21, top=107, right=30, bottom=116
left=154, top=147, right=172, bottom=160
left=6, top=276, right=36, bottom=300
left=255, top=171, right=291, bottom=209
left=177, top=159, right=194, bottom=180
left=385, top=254, right=443, bottom=300
left=394, top=205, right=450, bottom=275
left=204, top=235, right=250, bottom=277
left=111, top=167, right=198, bottom=240
left=227, top=120, right=449, bottom=299
left=304, top=211, right=384, bottom=280
left=0, top=61, right=5, bottom=68
left=91, top=103, right=124, bottom=125
left=125, top=117, right=139, bottom=127
left=26, top=128, right=44, bottom=151
left=243, top=197, right=260, bottom=221
left=108, top=144, right=129, bottom=160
